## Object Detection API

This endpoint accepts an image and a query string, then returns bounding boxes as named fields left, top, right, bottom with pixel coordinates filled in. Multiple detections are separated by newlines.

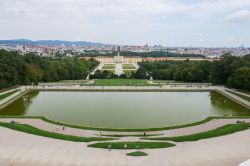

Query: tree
left=135, top=68, right=148, bottom=79
left=101, top=70, right=110, bottom=79
left=26, top=64, right=44, bottom=84
left=0, top=49, right=98, bottom=89
left=119, top=74, right=127, bottom=79
left=227, top=67, right=250, bottom=91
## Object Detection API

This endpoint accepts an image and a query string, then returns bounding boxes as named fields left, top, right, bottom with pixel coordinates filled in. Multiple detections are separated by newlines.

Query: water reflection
left=0, top=91, right=39, bottom=115
left=0, top=91, right=249, bottom=128
left=210, top=91, right=249, bottom=116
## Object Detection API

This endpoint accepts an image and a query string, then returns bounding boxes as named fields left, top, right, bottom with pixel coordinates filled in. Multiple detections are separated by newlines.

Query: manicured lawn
left=126, top=151, right=148, bottom=156
left=0, top=122, right=115, bottom=142
left=122, top=64, right=136, bottom=70
left=143, top=123, right=249, bottom=142
left=0, top=86, right=19, bottom=93
left=102, top=64, right=115, bottom=70
left=93, top=79, right=150, bottom=86
left=226, top=90, right=250, bottom=102
left=123, top=70, right=136, bottom=76
left=0, top=90, right=19, bottom=101
left=88, top=141, right=175, bottom=149
left=101, top=69, right=115, bottom=73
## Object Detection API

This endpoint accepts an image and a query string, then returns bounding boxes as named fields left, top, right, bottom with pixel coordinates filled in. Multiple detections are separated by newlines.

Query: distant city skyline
left=0, top=0, right=250, bottom=47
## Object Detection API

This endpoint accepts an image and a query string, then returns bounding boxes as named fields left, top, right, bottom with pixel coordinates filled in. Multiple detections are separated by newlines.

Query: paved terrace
left=0, top=122, right=250, bottom=166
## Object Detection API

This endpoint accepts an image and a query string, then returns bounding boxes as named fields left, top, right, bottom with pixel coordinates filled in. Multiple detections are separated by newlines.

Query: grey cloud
left=0, top=0, right=250, bottom=46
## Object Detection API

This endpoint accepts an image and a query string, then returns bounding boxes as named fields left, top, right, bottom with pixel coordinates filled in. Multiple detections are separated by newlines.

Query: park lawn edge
left=226, top=90, right=250, bottom=102
left=92, top=79, right=152, bottom=86
left=0, top=86, right=19, bottom=93
left=126, top=151, right=148, bottom=156
left=142, top=123, right=249, bottom=142
left=87, top=141, right=175, bottom=149
left=0, top=116, right=250, bottom=132
left=0, top=122, right=115, bottom=142
left=0, top=89, right=20, bottom=101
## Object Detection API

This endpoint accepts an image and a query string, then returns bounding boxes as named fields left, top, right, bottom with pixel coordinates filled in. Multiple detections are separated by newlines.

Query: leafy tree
left=228, top=67, right=250, bottom=91
left=135, top=68, right=148, bottom=79
left=0, top=49, right=98, bottom=89
left=119, top=74, right=127, bottom=79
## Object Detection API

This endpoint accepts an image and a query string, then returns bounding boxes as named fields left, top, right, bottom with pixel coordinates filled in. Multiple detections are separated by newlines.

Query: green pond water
left=0, top=91, right=249, bottom=128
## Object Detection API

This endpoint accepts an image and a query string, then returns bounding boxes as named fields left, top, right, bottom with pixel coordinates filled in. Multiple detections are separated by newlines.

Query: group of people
left=236, top=120, right=249, bottom=124
left=10, top=120, right=19, bottom=124
left=107, top=144, right=127, bottom=151
left=55, top=125, right=65, bottom=131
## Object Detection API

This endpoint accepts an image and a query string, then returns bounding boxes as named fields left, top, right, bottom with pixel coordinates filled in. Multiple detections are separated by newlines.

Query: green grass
left=0, top=122, right=115, bottom=142
left=88, top=141, right=175, bottom=149
left=0, top=86, right=19, bottom=93
left=100, top=134, right=163, bottom=137
left=122, top=64, right=136, bottom=70
left=226, top=90, right=250, bottom=102
left=0, top=90, right=19, bottom=101
left=93, top=79, right=150, bottom=86
left=101, top=69, right=115, bottom=73
left=126, top=151, right=148, bottom=156
left=123, top=70, right=136, bottom=76
left=238, top=89, right=250, bottom=95
left=143, top=123, right=249, bottom=142
left=102, top=64, right=115, bottom=70
left=1, top=116, right=250, bottom=132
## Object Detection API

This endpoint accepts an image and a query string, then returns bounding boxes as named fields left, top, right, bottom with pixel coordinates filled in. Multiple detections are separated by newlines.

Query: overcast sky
left=0, top=0, right=250, bottom=47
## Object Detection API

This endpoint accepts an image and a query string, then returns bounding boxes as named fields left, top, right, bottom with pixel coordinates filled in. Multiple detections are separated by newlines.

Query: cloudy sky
left=0, top=0, right=250, bottom=47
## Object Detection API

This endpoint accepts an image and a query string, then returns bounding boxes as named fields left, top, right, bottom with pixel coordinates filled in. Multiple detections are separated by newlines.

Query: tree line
left=0, top=49, right=98, bottom=89
left=136, top=54, right=250, bottom=91
left=81, top=51, right=204, bottom=58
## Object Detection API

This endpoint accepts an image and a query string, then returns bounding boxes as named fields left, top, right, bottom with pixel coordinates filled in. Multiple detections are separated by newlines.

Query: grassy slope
left=93, top=79, right=150, bottom=86
left=0, top=90, right=19, bottom=101
left=0, top=122, right=115, bottom=142
left=143, top=123, right=249, bottom=142
left=88, top=141, right=175, bottom=149
left=126, top=151, right=148, bottom=156
left=0, top=86, right=19, bottom=93
left=226, top=90, right=250, bottom=102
